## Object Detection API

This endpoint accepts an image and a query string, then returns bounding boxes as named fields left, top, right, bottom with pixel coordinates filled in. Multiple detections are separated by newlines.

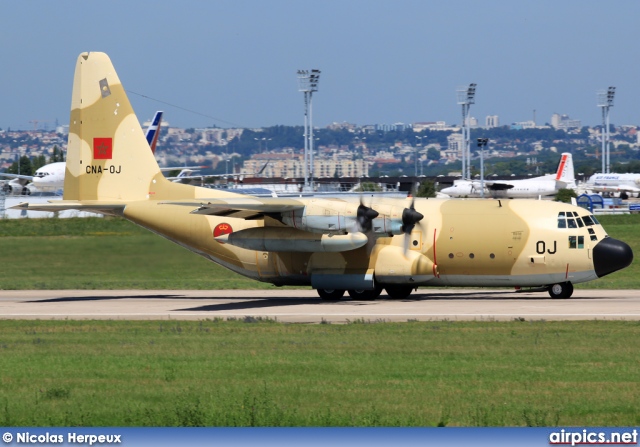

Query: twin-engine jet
left=15, top=52, right=633, bottom=299
left=584, top=173, right=640, bottom=199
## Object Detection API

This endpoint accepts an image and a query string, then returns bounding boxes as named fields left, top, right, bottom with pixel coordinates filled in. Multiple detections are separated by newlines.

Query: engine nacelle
left=280, top=198, right=408, bottom=236
left=374, top=245, right=437, bottom=284
left=215, top=226, right=368, bottom=252
left=2, top=181, right=28, bottom=195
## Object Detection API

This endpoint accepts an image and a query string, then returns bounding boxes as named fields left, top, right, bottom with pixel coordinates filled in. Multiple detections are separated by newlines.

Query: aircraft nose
left=592, top=237, right=633, bottom=278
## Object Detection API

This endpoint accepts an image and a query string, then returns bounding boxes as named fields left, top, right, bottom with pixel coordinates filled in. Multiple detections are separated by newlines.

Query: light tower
left=456, top=83, right=476, bottom=180
left=297, top=69, right=321, bottom=191
left=597, top=86, right=615, bottom=174
left=477, top=138, right=488, bottom=198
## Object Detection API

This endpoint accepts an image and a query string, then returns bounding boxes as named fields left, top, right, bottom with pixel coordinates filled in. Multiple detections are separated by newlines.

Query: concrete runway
left=1, top=289, right=640, bottom=323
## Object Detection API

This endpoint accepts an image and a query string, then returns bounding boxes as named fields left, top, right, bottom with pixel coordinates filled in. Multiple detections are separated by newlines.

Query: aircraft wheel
left=317, top=289, right=345, bottom=301
left=348, top=287, right=382, bottom=300
left=384, top=285, right=414, bottom=299
left=548, top=282, right=573, bottom=299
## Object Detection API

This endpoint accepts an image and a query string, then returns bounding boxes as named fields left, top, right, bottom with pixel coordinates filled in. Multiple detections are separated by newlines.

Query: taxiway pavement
left=1, top=289, right=639, bottom=323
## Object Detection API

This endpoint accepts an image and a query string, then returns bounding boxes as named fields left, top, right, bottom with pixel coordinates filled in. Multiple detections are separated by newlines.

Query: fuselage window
left=578, top=236, right=584, bottom=249
left=569, top=236, right=577, bottom=249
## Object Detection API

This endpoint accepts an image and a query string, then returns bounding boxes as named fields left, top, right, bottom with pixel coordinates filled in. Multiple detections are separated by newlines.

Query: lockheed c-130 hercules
left=15, top=52, right=633, bottom=300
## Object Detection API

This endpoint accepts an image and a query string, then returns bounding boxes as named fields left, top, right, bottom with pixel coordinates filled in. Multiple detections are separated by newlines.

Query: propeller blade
left=401, top=206, right=423, bottom=235
left=356, top=203, right=379, bottom=233
left=401, top=197, right=423, bottom=257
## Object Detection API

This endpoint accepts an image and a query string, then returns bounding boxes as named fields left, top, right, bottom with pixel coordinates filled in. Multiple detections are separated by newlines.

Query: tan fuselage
left=123, top=196, right=604, bottom=289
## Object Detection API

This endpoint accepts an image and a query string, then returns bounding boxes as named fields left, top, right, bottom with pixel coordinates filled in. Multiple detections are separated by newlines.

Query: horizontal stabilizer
left=11, top=201, right=126, bottom=214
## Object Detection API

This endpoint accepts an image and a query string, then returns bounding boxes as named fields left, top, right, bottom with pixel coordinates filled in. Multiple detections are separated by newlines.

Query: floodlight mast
left=298, top=69, right=321, bottom=191
left=477, top=138, right=488, bottom=198
left=597, top=86, right=615, bottom=174
left=457, top=83, right=476, bottom=180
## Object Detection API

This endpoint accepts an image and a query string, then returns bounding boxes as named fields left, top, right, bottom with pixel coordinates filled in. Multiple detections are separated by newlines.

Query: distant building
left=242, top=152, right=369, bottom=179
left=413, top=121, right=447, bottom=132
left=510, top=120, right=536, bottom=130
left=485, top=115, right=499, bottom=128
left=551, top=113, right=581, bottom=130
left=444, top=133, right=463, bottom=161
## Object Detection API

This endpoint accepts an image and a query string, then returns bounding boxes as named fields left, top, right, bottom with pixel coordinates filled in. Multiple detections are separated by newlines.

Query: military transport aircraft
left=14, top=52, right=633, bottom=300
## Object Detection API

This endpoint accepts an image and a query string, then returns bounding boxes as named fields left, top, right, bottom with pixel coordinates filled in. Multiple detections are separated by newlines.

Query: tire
left=317, top=289, right=345, bottom=301
left=348, top=287, right=382, bottom=300
left=384, top=285, right=414, bottom=299
left=548, top=282, right=573, bottom=299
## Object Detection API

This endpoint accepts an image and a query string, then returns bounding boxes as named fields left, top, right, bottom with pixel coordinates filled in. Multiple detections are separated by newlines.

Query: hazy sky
left=2, top=0, right=639, bottom=130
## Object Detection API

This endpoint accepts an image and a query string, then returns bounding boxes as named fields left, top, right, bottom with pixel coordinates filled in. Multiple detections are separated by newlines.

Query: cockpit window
left=559, top=212, right=601, bottom=229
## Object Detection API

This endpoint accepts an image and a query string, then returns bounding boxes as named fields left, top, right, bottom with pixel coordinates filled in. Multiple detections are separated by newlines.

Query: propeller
left=401, top=193, right=424, bottom=256
left=349, top=197, right=380, bottom=253
left=356, top=202, right=379, bottom=233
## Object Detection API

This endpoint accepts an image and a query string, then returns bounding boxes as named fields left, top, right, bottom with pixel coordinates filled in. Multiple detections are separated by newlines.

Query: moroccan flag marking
left=93, top=138, right=113, bottom=160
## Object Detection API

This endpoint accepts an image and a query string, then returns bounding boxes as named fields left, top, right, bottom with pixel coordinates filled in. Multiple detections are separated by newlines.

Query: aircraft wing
left=0, top=173, right=34, bottom=181
left=483, top=181, right=514, bottom=191
left=160, top=197, right=306, bottom=216
left=160, top=165, right=208, bottom=172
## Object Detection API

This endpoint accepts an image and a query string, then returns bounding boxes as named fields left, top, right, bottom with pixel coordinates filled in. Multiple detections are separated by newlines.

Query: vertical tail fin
left=145, top=111, right=163, bottom=154
left=63, top=52, right=240, bottom=203
left=64, top=52, right=166, bottom=202
left=555, top=153, right=575, bottom=183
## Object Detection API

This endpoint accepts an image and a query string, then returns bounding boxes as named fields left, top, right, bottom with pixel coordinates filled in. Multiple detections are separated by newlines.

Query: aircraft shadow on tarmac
left=172, top=290, right=566, bottom=313
left=27, top=294, right=184, bottom=303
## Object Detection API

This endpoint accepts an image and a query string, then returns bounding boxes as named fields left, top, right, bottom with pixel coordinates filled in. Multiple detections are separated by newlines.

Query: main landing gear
left=547, top=282, right=573, bottom=299
left=316, top=285, right=415, bottom=301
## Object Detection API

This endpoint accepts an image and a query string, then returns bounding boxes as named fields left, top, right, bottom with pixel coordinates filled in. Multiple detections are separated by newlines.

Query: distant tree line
left=5, top=146, right=65, bottom=176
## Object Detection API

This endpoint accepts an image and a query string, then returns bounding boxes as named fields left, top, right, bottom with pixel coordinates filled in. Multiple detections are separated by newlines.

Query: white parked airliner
left=441, top=153, right=576, bottom=198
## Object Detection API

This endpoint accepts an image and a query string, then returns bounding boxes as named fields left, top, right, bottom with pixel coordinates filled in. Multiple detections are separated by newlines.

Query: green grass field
left=0, top=214, right=638, bottom=290
left=0, top=319, right=639, bottom=427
